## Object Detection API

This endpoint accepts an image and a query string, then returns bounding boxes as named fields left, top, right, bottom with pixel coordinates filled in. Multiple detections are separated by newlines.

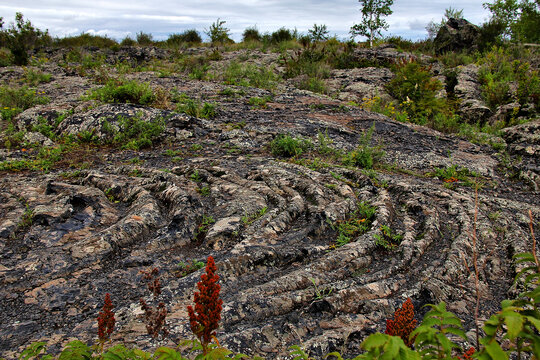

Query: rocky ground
left=0, top=45, right=539, bottom=358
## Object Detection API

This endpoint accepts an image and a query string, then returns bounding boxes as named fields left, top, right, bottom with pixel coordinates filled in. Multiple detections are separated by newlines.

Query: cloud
left=0, top=0, right=491, bottom=41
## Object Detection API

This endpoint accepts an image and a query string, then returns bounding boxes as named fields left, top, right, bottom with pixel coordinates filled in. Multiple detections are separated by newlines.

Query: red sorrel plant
left=140, top=267, right=168, bottom=338
left=187, top=256, right=223, bottom=355
left=385, top=298, right=417, bottom=347
left=141, top=267, right=161, bottom=297
left=97, top=293, right=115, bottom=342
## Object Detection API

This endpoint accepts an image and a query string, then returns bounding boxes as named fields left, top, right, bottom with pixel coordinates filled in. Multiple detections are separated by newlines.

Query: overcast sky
left=1, top=1, right=492, bottom=42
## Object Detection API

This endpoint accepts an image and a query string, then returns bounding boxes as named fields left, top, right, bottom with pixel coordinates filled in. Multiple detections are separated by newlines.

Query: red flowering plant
left=187, top=256, right=223, bottom=355
left=97, top=293, right=115, bottom=347
left=385, top=298, right=417, bottom=347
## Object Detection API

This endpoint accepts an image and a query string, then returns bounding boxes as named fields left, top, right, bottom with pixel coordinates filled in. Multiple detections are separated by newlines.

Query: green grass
left=174, top=93, right=217, bottom=119
left=248, top=95, right=272, bottom=109
left=102, top=114, right=165, bottom=150
left=87, top=78, right=155, bottom=105
left=270, top=134, right=312, bottom=158
left=342, top=125, right=384, bottom=169
left=221, top=61, right=280, bottom=90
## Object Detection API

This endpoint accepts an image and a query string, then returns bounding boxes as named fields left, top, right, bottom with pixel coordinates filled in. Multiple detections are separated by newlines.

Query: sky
left=1, top=1, right=493, bottom=42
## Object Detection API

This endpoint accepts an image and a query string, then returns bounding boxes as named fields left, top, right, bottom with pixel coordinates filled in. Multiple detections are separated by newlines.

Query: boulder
left=434, top=18, right=481, bottom=55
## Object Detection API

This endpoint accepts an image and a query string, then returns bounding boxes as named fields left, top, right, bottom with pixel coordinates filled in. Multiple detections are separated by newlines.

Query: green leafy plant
left=342, top=125, right=384, bottom=169
left=374, top=225, right=403, bottom=250
left=241, top=206, right=268, bottom=226
left=309, top=277, right=333, bottom=301
left=103, top=114, right=165, bottom=150
left=221, top=61, right=280, bottom=90
left=0, top=12, right=51, bottom=65
left=411, top=302, right=467, bottom=359
left=178, top=260, right=205, bottom=278
left=248, top=95, right=272, bottom=109
left=330, top=202, right=376, bottom=248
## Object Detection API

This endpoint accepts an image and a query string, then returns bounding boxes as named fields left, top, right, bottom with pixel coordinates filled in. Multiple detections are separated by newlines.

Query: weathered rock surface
left=0, top=47, right=538, bottom=359
left=434, top=18, right=481, bottom=55
left=454, top=64, right=493, bottom=123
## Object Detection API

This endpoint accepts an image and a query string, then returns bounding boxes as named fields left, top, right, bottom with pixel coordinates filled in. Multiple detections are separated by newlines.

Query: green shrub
left=248, top=95, right=272, bottom=109
left=271, top=27, right=294, bottom=43
left=386, top=61, right=447, bottom=122
left=343, top=125, right=384, bottom=169
left=88, top=78, right=156, bottom=105
left=206, top=18, right=232, bottom=44
left=23, top=68, right=52, bottom=86
left=270, top=134, right=311, bottom=158
left=166, top=30, right=202, bottom=46
left=174, top=93, right=217, bottom=119
left=242, top=27, right=261, bottom=42
left=0, top=85, right=50, bottom=122
left=374, top=225, right=403, bottom=250
left=331, top=201, right=376, bottom=247
left=0, top=13, right=52, bottom=66
left=136, top=32, right=153, bottom=46
left=120, top=36, right=136, bottom=46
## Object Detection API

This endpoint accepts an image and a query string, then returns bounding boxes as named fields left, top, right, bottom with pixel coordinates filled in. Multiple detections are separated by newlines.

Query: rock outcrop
left=434, top=18, right=481, bottom=55
left=0, top=46, right=538, bottom=359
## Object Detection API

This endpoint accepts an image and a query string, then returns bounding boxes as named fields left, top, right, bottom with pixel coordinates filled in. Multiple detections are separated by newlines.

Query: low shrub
left=0, top=85, right=50, bottom=122
left=242, top=27, right=261, bottom=42
left=136, top=32, right=153, bottom=46
left=166, top=30, right=202, bottom=46
left=55, top=33, right=118, bottom=48
left=271, top=27, right=294, bottom=43
left=386, top=61, right=447, bottom=122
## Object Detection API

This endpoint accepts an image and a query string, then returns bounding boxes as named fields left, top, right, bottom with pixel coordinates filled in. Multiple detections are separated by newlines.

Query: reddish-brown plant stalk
left=97, top=293, right=115, bottom=342
left=187, top=256, right=223, bottom=354
left=385, top=298, right=417, bottom=347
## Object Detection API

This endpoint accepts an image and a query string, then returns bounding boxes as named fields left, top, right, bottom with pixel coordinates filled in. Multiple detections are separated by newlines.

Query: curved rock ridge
left=0, top=47, right=538, bottom=359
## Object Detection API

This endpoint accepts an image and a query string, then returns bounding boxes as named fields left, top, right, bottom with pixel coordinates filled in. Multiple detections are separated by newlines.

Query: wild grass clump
left=103, top=114, right=165, bottom=150
left=87, top=78, right=156, bottom=105
left=221, top=61, right=279, bottom=90
left=270, top=134, right=312, bottom=158
left=174, top=93, right=217, bottom=119
left=342, top=125, right=384, bottom=169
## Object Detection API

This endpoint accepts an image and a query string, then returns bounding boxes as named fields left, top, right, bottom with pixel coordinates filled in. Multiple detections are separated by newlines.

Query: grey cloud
left=0, top=0, right=490, bottom=41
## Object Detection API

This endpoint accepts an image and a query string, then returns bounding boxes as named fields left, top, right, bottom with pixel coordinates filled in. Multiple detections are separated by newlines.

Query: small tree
left=483, top=0, right=540, bottom=42
left=0, top=13, right=51, bottom=65
left=350, top=0, right=394, bottom=47
left=205, top=18, right=231, bottom=45
left=308, top=23, right=330, bottom=42
left=426, top=7, right=465, bottom=39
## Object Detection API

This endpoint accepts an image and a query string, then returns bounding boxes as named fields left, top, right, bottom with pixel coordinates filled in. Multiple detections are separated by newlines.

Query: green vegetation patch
left=270, top=134, right=312, bottom=158
left=87, top=78, right=156, bottom=105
